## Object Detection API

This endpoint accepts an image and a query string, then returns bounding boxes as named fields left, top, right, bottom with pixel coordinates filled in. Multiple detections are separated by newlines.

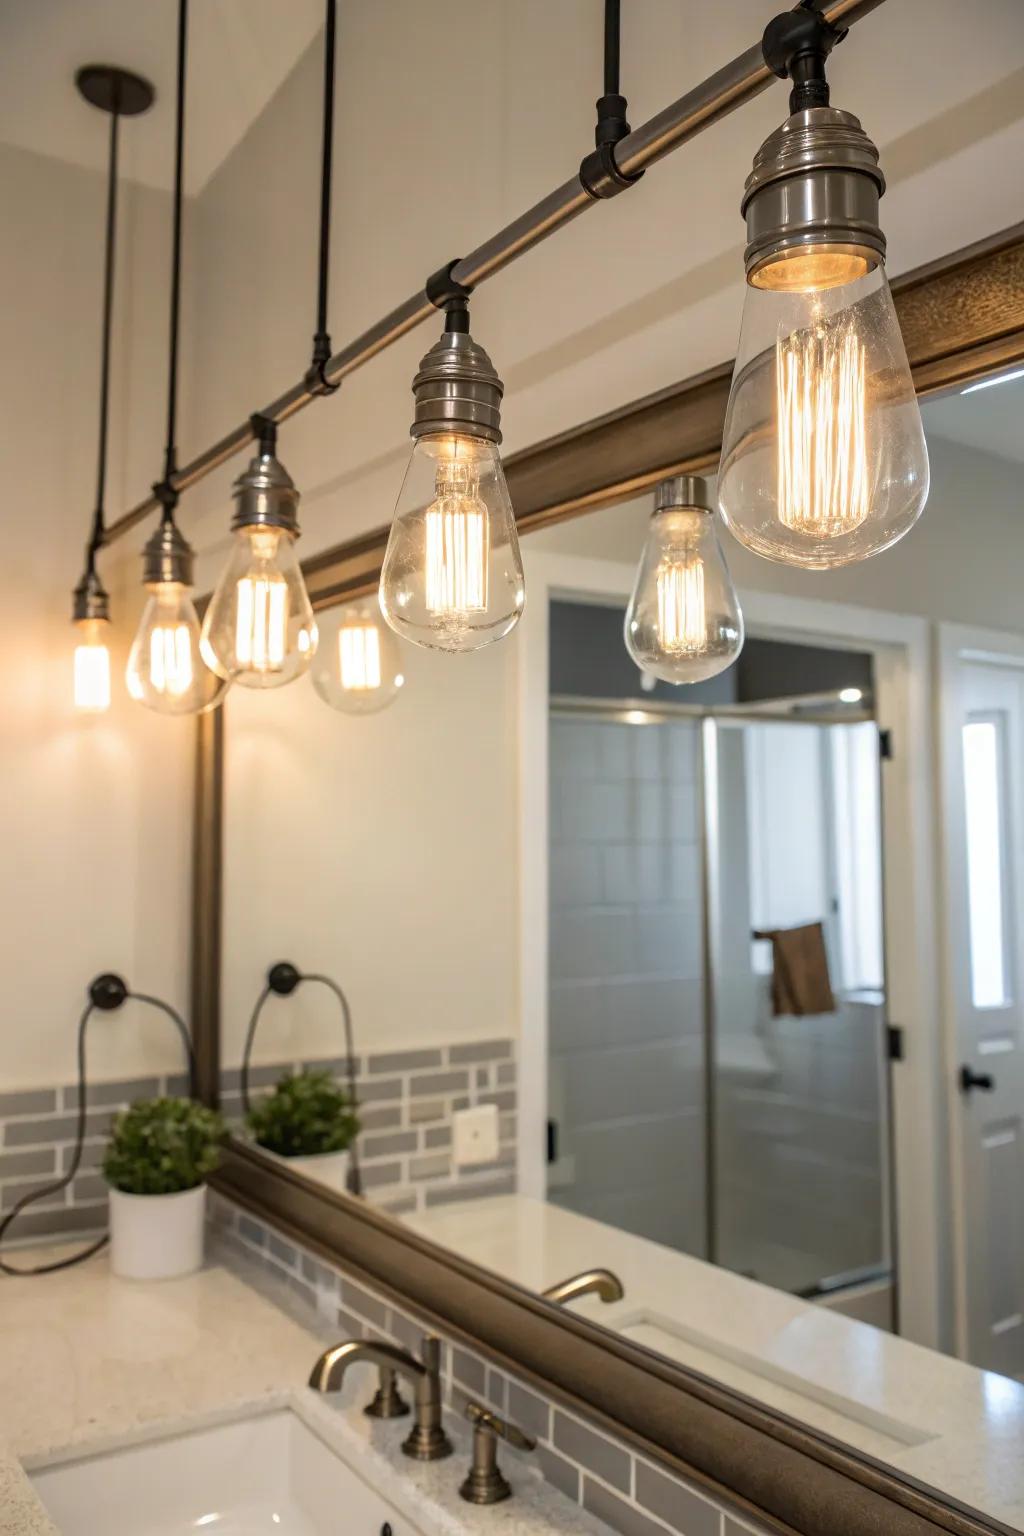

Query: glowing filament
left=73, top=624, right=111, bottom=713
left=424, top=459, right=489, bottom=618
left=339, top=623, right=382, bottom=692
left=657, top=559, right=707, bottom=654
left=776, top=320, right=868, bottom=537
left=148, top=624, right=194, bottom=697
left=236, top=574, right=288, bottom=672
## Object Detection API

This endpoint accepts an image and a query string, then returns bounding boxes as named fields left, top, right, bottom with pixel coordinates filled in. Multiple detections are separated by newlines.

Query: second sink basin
left=30, top=1407, right=421, bottom=1536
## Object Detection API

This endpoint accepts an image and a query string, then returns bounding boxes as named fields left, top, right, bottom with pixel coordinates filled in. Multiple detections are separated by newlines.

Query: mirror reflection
left=221, top=369, right=1024, bottom=1440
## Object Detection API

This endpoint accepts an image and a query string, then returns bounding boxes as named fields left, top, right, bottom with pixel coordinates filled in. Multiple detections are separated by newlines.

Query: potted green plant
left=103, top=1097, right=225, bottom=1281
left=247, top=1069, right=359, bottom=1188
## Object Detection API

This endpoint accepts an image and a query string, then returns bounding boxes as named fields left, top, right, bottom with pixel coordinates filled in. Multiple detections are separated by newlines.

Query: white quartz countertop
left=404, top=1193, right=1024, bottom=1530
left=0, top=1242, right=610, bottom=1536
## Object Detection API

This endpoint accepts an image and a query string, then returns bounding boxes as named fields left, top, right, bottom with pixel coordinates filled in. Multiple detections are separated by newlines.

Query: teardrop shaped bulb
left=310, top=601, right=405, bottom=714
left=200, top=525, right=317, bottom=688
left=718, top=263, right=929, bottom=568
left=127, top=583, right=228, bottom=714
left=379, top=435, right=524, bottom=654
left=624, top=504, right=744, bottom=685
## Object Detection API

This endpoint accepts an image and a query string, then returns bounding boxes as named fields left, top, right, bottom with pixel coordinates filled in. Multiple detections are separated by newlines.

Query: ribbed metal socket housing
left=410, top=327, right=504, bottom=445
left=231, top=451, right=301, bottom=535
left=654, top=474, right=714, bottom=514
left=742, top=107, right=885, bottom=282
left=141, top=518, right=195, bottom=587
left=72, top=565, right=110, bottom=623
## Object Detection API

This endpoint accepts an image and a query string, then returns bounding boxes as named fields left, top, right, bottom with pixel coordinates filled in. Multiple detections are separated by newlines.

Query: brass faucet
left=308, top=1334, right=453, bottom=1461
left=542, top=1268, right=625, bottom=1305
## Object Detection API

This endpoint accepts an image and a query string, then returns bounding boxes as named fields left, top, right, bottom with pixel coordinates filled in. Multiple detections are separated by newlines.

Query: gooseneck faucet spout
left=308, top=1334, right=452, bottom=1461
left=543, top=1268, right=625, bottom=1305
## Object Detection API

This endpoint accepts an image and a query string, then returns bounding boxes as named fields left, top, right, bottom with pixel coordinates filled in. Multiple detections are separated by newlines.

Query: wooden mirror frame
left=192, top=224, right=1024, bottom=1536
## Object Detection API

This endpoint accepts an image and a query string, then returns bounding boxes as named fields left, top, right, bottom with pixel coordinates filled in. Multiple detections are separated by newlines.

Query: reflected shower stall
left=545, top=599, right=893, bottom=1315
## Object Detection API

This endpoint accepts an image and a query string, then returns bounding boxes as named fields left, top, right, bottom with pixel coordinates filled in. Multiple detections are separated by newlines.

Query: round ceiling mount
left=75, top=64, right=155, bottom=118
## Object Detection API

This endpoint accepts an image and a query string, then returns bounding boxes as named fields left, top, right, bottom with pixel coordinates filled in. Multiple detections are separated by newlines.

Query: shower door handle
left=959, top=1065, right=995, bottom=1094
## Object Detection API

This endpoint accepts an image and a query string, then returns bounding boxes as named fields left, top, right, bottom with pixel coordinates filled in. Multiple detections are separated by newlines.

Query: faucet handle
left=460, top=1401, right=536, bottom=1504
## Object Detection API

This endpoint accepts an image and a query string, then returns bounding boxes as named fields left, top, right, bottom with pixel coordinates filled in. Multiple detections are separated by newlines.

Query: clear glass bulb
left=200, top=524, right=317, bottom=688
left=126, top=582, right=228, bottom=715
left=73, top=617, right=111, bottom=713
left=310, top=601, right=405, bottom=714
left=718, top=262, right=929, bottom=568
left=624, top=507, right=744, bottom=685
left=379, top=434, right=524, bottom=653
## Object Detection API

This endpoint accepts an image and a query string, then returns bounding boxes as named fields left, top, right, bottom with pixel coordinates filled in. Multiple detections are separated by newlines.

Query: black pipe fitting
left=762, top=1, right=847, bottom=114
left=425, top=259, right=474, bottom=311
left=249, top=412, right=278, bottom=458
left=579, top=141, right=644, bottom=201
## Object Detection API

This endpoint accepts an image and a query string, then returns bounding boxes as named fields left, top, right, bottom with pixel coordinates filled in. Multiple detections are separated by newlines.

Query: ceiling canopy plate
left=75, top=64, right=155, bottom=118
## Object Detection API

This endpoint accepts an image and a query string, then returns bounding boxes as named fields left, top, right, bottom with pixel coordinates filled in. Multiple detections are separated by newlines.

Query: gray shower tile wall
left=548, top=716, right=706, bottom=1257
left=209, top=1193, right=774, bottom=1536
left=222, top=1037, right=518, bottom=1216
left=0, top=1069, right=190, bottom=1242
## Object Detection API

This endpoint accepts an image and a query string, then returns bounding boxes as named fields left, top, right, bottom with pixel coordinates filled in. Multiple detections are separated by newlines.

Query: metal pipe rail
left=103, top=0, right=885, bottom=548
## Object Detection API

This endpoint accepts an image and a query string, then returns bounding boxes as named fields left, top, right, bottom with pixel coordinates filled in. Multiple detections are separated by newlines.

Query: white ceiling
left=0, top=0, right=324, bottom=195
left=923, top=374, right=1024, bottom=466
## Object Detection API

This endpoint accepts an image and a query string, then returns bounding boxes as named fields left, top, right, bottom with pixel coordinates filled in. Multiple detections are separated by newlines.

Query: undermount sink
left=30, top=1408, right=422, bottom=1536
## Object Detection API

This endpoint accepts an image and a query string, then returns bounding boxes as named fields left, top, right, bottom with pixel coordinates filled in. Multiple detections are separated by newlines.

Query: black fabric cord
left=241, top=969, right=363, bottom=1197
left=307, top=0, right=340, bottom=393
left=91, top=106, right=120, bottom=550
left=162, top=0, right=188, bottom=494
left=604, top=0, right=621, bottom=96
left=0, top=992, right=196, bottom=1277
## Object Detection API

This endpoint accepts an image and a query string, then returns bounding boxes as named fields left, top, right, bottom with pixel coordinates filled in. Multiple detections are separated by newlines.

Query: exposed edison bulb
left=126, top=583, right=227, bottom=715
left=73, top=618, right=112, bottom=713
left=719, top=259, right=929, bottom=570
left=310, top=601, right=405, bottom=715
left=625, top=485, right=743, bottom=685
left=201, top=525, right=317, bottom=688
left=380, top=434, right=524, bottom=654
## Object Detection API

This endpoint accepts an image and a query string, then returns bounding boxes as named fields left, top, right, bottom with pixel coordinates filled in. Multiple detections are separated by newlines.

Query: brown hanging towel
left=753, top=921, right=836, bottom=1017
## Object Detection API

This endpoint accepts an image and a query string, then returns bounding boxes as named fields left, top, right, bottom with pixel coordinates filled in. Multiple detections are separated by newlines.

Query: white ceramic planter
left=108, top=1184, right=206, bottom=1281
left=265, top=1147, right=351, bottom=1192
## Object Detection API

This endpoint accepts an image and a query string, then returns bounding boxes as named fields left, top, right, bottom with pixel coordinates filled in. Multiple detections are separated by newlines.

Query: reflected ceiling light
left=380, top=298, right=524, bottom=654
left=625, top=476, right=744, bottom=686
left=839, top=686, right=863, bottom=703
left=718, top=3, right=929, bottom=569
left=71, top=66, right=154, bottom=713
left=200, top=416, right=317, bottom=689
left=126, top=0, right=226, bottom=716
left=310, top=600, right=405, bottom=715
left=961, top=368, right=1024, bottom=395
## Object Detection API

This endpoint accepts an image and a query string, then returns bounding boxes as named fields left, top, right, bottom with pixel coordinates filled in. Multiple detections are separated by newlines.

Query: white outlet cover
left=452, top=1103, right=500, bottom=1168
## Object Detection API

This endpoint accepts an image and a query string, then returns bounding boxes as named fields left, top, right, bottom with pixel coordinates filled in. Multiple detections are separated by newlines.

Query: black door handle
left=959, top=1065, right=995, bottom=1093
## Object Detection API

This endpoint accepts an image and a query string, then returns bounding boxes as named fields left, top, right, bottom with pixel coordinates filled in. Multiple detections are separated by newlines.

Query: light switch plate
left=452, top=1103, right=500, bottom=1167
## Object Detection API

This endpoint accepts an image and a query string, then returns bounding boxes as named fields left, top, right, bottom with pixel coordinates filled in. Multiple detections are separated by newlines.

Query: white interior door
left=942, top=632, right=1024, bottom=1374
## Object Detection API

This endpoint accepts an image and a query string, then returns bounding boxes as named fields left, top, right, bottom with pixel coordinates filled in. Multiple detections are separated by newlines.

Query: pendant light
left=126, top=0, right=226, bottom=715
left=311, top=600, right=405, bottom=714
left=200, top=416, right=317, bottom=688
left=625, top=476, right=744, bottom=685
left=71, top=66, right=154, bottom=712
left=379, top=300, right=523, bottom=655
left=717, top=2, right=929, bottom=569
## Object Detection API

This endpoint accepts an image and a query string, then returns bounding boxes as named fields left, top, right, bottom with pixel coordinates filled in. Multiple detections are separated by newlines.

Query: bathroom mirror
left=200, top=225, right=1024, bottom=1536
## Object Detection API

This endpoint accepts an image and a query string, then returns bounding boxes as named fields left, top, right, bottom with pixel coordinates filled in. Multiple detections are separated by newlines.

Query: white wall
left=0, top=143, right=196, bottom=1088
left=220, top=633, right=518, bottom=1067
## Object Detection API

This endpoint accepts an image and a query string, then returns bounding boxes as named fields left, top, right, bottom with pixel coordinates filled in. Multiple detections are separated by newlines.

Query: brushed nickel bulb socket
left=742, top=107, right=885, bottom=282
left=410, top=326, right=504, bottom=444
left=231, top=451, right=301, bottom=536
left=654, top=475, right=714, bottom=515
left=142, top=519, right=194, bottom=587
left=72, top=565, right=110, bottom=623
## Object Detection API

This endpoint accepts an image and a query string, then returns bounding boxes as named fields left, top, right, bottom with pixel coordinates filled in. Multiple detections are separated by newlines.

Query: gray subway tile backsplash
left=0, top=1090, right=57, bottom=1117
left=409, top=1069, right=470, bottom=1097
left=367, top=1049, right=444, bottom=1074
left=553, top=1410, right=633, bottom=1494
left=213, top=1194, right=769, bottom=1536
left=448, top=1039, right=514, bottom=1064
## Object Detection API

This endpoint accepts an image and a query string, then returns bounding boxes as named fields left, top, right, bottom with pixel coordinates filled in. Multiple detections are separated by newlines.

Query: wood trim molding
left=193, top=225, right=1024, bottom=1536
left=301, top=222, right=1024, bottom=609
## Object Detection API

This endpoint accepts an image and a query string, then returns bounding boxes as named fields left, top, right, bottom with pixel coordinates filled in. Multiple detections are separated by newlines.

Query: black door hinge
left=547, top=1119, right=558, bottom=1165
left=887, top=1024, right=904, bottom=1061
left=879, top=728, right=894, bottom=760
